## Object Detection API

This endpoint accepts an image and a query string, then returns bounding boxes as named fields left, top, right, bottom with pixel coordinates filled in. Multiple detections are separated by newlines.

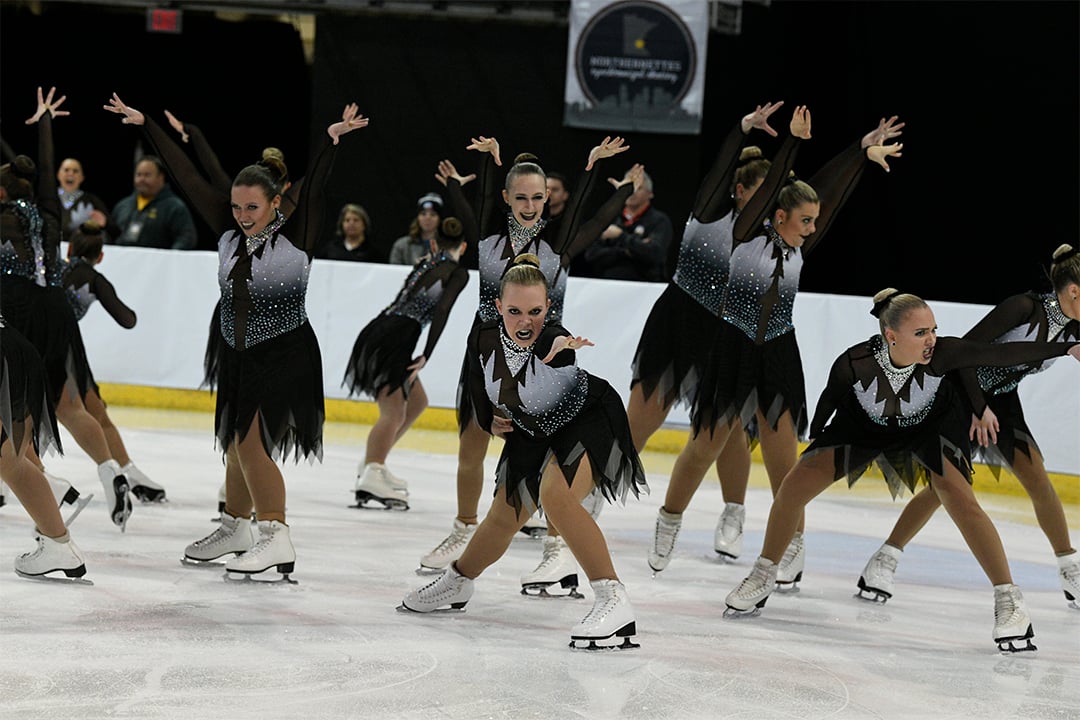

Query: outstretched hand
left=741, top=101, right=784, bottom=136
left=103, top=93, right=145, bottom=125
left=164, top=110, right=190, bottom=143
left=327, top=103, right=369, bottom=145
left=585, top=135, right=629, bottom=171
left=867, top=142, right=903, bottom=172
left=861, top=115, right=905, bottom=149
left=789, top=105, right=812, bottom=139
left=406, top=355, right=427, bottom=386
left=491, top=415, right=514, bottom=438
left=969, top=408, right=999, bottom=448
left=542, top=335, right=594, bottom=364
left=608, top=162, right=644, bottom=191
left=466, top=136, right=501, bottom=166
left=434, top=159, right=476, bottom=188
left=26, top=86, right=69, bottom=124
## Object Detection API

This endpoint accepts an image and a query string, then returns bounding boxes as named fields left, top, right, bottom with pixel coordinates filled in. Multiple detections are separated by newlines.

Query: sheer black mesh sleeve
left=732, top=134, right=801, bottom=246
left=184, top=123, right=232, bottom=193
left=421, top=266, right=470, bottom=360
left=90, top=271, right=137, bottom=328
left=801, top=141, right=867, bottom=256
left=142, top=115, right=232, bottom=233
left=692, top=121, right=749, bottom=224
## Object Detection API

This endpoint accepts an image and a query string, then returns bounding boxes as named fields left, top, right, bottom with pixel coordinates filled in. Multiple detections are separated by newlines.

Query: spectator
left=56, top=157, right=111, bottom=243
left=582, top=170, right=673, bottom=282
left=318, top=203, right=374, bottom=262
left=389, top=192, right=442, bottom=265
left=545, top=171, right=570, bottom=223
left=111, top=155, right=197, bottom=250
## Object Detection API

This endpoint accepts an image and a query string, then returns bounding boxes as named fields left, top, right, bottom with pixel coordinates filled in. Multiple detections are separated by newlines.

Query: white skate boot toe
left=353, top=463, right=409, bottom=510
left=224, top=520, right=296, bottom=582
left=569, top=579, right=638, bottom=650
left=400, top=563, right=473, bottom=613
left=856, top=543, right=901, bottom=603
left=521, top=536, right=582, bottom=599
left=418, top=519, right=476, bottom=574
left=713, top=502, right=745, bottom=560
left=725, top=557, right=778, bottom=617
left=14, top=534, right=91, bottom=585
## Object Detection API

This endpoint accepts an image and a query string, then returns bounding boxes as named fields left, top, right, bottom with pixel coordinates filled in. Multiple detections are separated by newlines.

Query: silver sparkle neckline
left=244, top=209, right=286, bottom=256
left=507, top=214, right=546, bottom=255
left=500, top=326, right=534, bottom=375
left=1044, top=295, right=1069, bottom=340
left=874, top=338, right=917, bottom=393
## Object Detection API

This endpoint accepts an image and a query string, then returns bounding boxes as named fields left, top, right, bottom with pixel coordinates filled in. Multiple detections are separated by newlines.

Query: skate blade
left=996, top=625, right=1036, bottom=653
left=224, top=570, right=298, bottom=585
left=395, top=602, right=467, bottom=614
left=180, top=556, right=228, bottom=568
left=854, top=588, right=890, bottom=604
left=712, top=549, right=740, bottom=562
left=415, top=564, right=450, bottom=576
left=350, top=493, right=409, bottom=511
left=63, top=493, right=95, bottom=527
left=1069, top=600, right=1080, bottom=611
left=774, top=580, right=801, bottom=594
left=723, top=603, right=764, bottom=619
left=517, top=526, right=547, bottom=539
left=521, top=584, right=584, bottom=600
left=569, top=624, right=639, bottom=651
left=15, top=568, right=94, bottom=586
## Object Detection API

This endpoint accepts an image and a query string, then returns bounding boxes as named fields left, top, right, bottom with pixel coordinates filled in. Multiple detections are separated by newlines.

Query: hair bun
left=870, top=288, right=901, bottom=318
left=514, top=152, right=539, bottom=165
left=513, top=252, right=541, bottom=269
left=441, top=216, right=463, bottom=239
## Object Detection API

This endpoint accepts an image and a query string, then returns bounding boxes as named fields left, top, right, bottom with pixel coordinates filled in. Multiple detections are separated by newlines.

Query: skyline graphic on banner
left=564, top=0, right=707, bottom=135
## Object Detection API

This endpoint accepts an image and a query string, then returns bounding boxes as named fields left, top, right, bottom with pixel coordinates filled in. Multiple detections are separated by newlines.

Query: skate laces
left=780, top=536, right=803, bottom=567
left=192, top=518, right=242, bottom=549
left=719, top=508, right=744, bottom=540
left=872, top=551, right=898, bottom=574
left=19, top=536, right=46, bottom=561
left=432, top=525, right=472, bottom=555
left=243, top=526, right=279, bottom=558
left=536, top=539, right=564, bottom=570
left=653, top=513, right=681, bottom=557
left=994, top=586, right=1025, bottom=626
left=418, top=569, right=465, bottom=601
left=580, top=582, right=621, bottom=626
left=734, top=560, right=775, bottom=600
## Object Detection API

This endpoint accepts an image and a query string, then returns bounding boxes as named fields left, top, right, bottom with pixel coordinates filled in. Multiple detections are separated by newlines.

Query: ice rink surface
left=2, top=407, right=1078, bottom=720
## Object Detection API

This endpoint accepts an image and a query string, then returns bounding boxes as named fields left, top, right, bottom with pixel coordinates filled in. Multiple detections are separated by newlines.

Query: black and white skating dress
left=631, top=123, right=800, bottom=417
left=445, top=154, right=631, bottom=433
left=0, top=314, right=62, bottom=458
left=141, top=116, right=337, bottom=462
left=957, top=292, right=1080, bottom=476
left=1, top=113, right=93, bottom=406
left=344, top=250, right=468, bottom=399
left=805, top=334, right=1078, bottom=498
left=699, top=141, right=869, bottom=436
left=467, top=320, right=648, bottom=513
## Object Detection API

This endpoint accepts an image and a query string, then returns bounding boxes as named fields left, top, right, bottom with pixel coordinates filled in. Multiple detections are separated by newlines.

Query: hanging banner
left=564, top=0, right=708, bottom=135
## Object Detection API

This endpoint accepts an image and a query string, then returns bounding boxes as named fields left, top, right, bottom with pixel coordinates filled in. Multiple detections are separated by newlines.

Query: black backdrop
left=3, top=1, right=1076, bottom=307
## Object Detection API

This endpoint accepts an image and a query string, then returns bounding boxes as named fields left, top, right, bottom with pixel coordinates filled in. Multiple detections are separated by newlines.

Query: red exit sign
left=147, top=8, right=183, bottom=34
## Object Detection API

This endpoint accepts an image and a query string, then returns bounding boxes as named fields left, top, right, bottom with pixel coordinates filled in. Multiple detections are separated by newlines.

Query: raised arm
left=731, top=106, right=809, bottom=246
left=282, top=103, right=368, bottom=255
left=801, top=116, right=903, bottom=256
left=694, top=101, right=784, bottom=223
left=165, top=111, right=232, bottom=193
left=436, top=159, right=480, bottom=246
left=104, top=93, right=231, bottom=231
left=555, top=160, right=639, bottom=263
